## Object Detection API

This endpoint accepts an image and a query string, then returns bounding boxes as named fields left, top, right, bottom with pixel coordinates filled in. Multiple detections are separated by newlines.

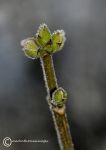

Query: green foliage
left=21, top=23, right=66, bottom=59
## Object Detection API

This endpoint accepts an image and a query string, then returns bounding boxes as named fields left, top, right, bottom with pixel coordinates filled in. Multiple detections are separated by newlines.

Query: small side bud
left=51, top=87, right=67, bottom=107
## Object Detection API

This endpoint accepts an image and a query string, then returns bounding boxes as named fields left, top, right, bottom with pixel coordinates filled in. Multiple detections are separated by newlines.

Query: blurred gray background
left=0, top=0, right=106, bottom=150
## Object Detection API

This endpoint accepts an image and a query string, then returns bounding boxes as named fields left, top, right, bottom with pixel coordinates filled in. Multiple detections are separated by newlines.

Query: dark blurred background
left=0, top=0, right=106, bottom=150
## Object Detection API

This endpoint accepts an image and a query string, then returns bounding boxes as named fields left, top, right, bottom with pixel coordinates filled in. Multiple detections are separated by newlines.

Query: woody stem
left=40, top=54, right=74, bottom=150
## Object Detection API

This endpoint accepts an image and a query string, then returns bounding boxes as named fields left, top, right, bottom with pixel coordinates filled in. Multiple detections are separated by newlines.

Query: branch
left=40, top=54, right=74, bottom=150
left=21, top=23, right=74, bottom=150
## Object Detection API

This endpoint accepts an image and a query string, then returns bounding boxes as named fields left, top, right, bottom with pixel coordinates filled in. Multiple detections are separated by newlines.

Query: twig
left=41, top=54, right=74, bottom=150
left=21, top=23, right=74, bottom=150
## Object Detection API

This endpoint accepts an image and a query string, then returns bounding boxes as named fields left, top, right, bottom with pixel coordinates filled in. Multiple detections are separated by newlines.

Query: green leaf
left=36, top=23, right=51, bottom=47
left=21, top=38, right=40, bottom=59
left=51, top=30, right=66, bottom=53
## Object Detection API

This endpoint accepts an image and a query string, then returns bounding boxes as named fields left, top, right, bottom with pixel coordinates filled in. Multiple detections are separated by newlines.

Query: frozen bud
left=51, top=30, right=66, bottom=53
left=36, top=23, right=51, bottom=47
left=21, top=38, right=40, bottom=59
left=20, top=24, right=66, bottom=58
left=51, top=87, right=67, bottom=107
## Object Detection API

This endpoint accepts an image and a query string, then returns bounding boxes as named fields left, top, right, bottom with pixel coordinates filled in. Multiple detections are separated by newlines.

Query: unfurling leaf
left=21, top=38, right=40, bottom=59
left=51, top=30, right=66, bottom=53
left=36, top=23, right=51, bottom=47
